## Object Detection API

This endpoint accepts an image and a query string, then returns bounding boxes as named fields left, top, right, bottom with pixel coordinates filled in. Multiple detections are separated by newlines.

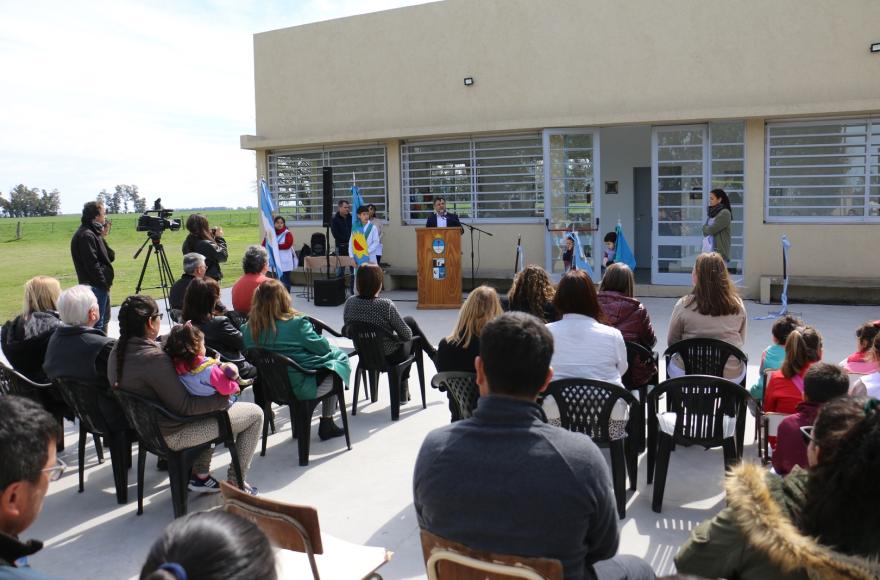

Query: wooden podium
left=416, top=228, right=462, bottom=309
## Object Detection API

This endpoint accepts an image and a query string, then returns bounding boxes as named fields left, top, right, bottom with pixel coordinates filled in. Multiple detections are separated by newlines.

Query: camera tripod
left=134, top=231, right=175, bottom=316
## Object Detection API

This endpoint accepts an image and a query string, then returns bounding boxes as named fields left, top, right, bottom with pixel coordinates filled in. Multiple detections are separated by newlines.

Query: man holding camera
left=71, top=201, right=114, bottom=333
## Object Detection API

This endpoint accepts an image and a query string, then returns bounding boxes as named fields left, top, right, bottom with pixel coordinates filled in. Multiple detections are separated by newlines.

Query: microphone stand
left=457, top=204, right=492, bottom=292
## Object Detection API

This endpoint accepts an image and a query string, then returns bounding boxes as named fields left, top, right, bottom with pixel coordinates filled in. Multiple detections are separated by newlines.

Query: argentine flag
left=568, top=231, right=594, bottom=278
left=614, top=222, right=636, bottom=270
left=259, top=179, right=282, bottom=277
left=348, top=183, right=370, bottom=267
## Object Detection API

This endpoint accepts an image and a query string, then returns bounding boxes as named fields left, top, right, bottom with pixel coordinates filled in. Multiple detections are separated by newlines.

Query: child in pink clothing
left=841, top=320, right=880, bottom=374
left=164, top=323, right=252, bottom=400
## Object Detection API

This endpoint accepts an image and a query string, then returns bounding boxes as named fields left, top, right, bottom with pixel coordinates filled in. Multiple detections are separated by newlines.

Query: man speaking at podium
left=425, top=197, right=462, bottom=230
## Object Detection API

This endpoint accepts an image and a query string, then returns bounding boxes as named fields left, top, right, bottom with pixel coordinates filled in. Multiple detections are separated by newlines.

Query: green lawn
left=0, top=210, right=261, bottom=321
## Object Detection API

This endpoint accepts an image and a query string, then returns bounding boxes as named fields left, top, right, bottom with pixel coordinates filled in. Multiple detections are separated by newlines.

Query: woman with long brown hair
left=599, top=263, right=657, bottom=386
left=667, top=252, right=747, bottom=381
left=242, top=279, right=350, bottom=440
left=182, top=214, right=228, bottom=281
left=505, top=265, right=557, bottom=323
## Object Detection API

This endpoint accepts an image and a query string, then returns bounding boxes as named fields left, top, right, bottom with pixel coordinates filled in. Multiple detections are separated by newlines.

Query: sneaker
left=229, top=480, right=258, bottom=496
left=188, top=475, right=221, bottom=494
left=237, top=377, right=255, bottom=387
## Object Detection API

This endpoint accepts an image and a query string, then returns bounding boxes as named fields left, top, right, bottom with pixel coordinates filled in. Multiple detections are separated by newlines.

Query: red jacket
left=262, top=227, right=294, bottom=250
left=598, top=291, right=657, bottom=386
left=764, top=363, right=812, bottom=415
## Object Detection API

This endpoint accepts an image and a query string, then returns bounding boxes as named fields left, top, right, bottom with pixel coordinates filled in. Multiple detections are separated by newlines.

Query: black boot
left=318, top=417, right=345, bottom=441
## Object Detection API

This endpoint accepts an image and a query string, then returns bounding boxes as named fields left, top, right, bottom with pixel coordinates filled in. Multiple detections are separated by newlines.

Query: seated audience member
left=749, top=314, right=801, bottom=402
left=841, top=319, right=880, bottom=375
left=110, top=295, right=262, bottom=495
left=1, top=276, right=62, bottom=383
left=164, top=324, right=253, bottom=400
left=675, top=396, right=880, bottom=579
left=851, top=333, right=880, bottom=398
left=0, top=396, right=63, bottom=578
left=414, top=312, right=655, bottom=580
left=504, top=265, right=558, bottom=323
left=772, top=362, right=848, bottom=476
left=667, top=252, right=747, bottom=382
left=343, top=264, right=436, bottom=402
left=140, top=510, right=276, bottom=580
left=43, top=285, right=127, bottom=432
left=230, top=245, right=270, bottom=314
left=598, top=263, right=657, bottom=386
left=242, top=279, right=349, bottom=440
left=169, top=253, right=228, bottom=314
left=764, top=325, right=822, bottom=415
left=435, top=285, right=502, bottom=420
left=183, top=278, right=255, bottom=380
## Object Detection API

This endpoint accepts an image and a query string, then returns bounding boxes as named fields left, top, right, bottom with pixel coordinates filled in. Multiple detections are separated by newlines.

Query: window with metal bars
left=267, top=146, right=387, bottom=224
left=401, top=135, right=544, bottom=223
left=765, top=118, right=880, bottom=222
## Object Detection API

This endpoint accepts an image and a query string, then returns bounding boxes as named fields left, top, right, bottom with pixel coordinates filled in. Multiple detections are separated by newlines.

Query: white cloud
left=0, top=0, right=435, bottom=213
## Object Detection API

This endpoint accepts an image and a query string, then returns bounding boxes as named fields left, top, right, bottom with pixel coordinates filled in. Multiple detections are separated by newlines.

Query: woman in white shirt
left=543, top=269, right=628, bottom=428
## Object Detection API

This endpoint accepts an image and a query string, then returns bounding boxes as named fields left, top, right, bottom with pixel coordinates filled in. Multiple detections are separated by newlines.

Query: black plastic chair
left=647, top=375, right=749, bottom=513
left=168, top=309, right=183, bottom=324
left=307, top=316, right=358, bottom=359
left=114, top=389, right=244, bottom=518
left=546, top=379, right=641, bottom=519
left=55, top=378, right=132, bottom=503
left=431, top=372, right=479, bottom=421
left=344, top=322, right=426, bottom=421
left=622, top=341, right=659, bottom=456
left=0, top=361, right=72, bottom=453
left=245, top=347, right=351, bottom=466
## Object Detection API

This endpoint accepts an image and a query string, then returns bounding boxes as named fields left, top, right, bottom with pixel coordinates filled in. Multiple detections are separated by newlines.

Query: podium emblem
left=432, top=258, right=446, bottom=280
left=432, top=237, right=445, bottom=254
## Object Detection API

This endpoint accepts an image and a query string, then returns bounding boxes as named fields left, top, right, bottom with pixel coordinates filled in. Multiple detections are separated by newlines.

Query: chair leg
left=415, top=349, right=426, bottom=410
left=227, top=440, right=244, bottom=490
left=295, top=403, right=313, bottom=467
left=93, top=433, right=105, bottom=464
left=108, top=431, right=129, bottom=504
left=624, top=437, right=638, bottom=492
left=651, top=433, right=673, bottom=513
left=362, top=369, right=370, bottom=401
left=722, top=437, right=738, bottom=470
left=78, top=423, right=87, bottom=493
left=260, top=399, right=271, bottom=457
left=168, top=455, right=188, bottom=519
left=369, top=371, right=379, bottom=403
left=647, top=402, right=658, bottom=485
left=55, top=414, right=65, bottom=452
left=137, top=447, right=146, bottom=515
left=389, top=370, right=401, bottom=421
left=335, top=378, right=352, bottom=451
left=352, top=364, right=361, bottom=416
left=735, top=403, right=746, bottom=460
left=610, top=440, right=627, bottom=519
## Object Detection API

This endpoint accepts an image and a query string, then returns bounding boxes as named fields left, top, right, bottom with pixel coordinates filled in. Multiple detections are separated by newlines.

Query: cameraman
left=71, top=201, right=114, bottom=332
left=181, top=214, right=228, bottom=281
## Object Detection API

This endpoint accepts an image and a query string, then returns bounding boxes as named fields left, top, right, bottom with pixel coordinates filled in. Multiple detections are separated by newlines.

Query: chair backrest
left=420, top=529, right=562, bottom=580
left=310, top=232, right=326, bottom=256
left=649, top=375, right=750, bottom=446
left=113, top=389, right=172, bottom=456
left=431, top=372, right=479, bottom=420
left=54, top=378, right=114, bottom=436
left=546, top=379, right=639, bottom=443
left=344, top=322, right=400, bottom=372
left=764, top=412, right=790, bottom=437
left=306, top=316, right=344, bottom=338
left=664, top=338, right=748, bottom=380
left=226, top=310, right=249, bottom=330
left=622, top=341, right=657, bottom=389
left=168, top=309, right=183, bottom=324
left=245, top=347, right=315, bottom=405
left=0, top=361, right=13, bottom=395
left=0, top=362, right=53, bottom=401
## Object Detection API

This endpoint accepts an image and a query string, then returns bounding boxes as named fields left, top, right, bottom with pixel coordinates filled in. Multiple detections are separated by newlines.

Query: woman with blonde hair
left=505, top=265, right=558, bottom=323
left=242, top=279, right=350, bottom=440
left=667, top=252, right=747, bottom=381
left=1, top=276, right=63, bottom=382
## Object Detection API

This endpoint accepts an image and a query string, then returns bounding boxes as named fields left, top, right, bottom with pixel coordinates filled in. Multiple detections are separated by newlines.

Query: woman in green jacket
left=702, top=188, right=732, bottom=263
left=675, top=396, right=880, bottom=580
left=242, top=278, right=350, bottom=440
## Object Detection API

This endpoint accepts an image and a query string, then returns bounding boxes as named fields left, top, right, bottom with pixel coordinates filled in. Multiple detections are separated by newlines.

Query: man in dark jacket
left=330, top=200, right=353, bottom=279
left=413, top=312, right=654, bottom=580
left=70, top=201, right=114, bottom=332
left=425, top=196, right=463, bottom=230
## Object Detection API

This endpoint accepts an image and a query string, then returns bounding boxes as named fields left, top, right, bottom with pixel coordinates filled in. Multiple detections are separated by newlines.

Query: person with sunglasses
left=0, top=396, right=64, bottom=578
left=675, top=396, right=880, bottom=579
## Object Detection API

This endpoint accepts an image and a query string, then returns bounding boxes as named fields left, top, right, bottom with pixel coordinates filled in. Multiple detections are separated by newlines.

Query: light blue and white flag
left=259, top=179, right=282, bottom=277
left=349, top=181, right=372, bottom=267
left=755, top=235, right=792, bottom=320
left=567, top=230, right=594, bottom=278
left=614, top=221, right=636, bottom=270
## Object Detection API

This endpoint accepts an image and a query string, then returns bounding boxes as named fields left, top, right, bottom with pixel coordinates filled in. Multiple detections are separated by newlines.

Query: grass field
left=0, top=210, right=261, bottom=321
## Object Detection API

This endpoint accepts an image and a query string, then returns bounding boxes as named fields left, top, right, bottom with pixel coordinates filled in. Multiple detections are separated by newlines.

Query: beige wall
left=246, top=0, right=880, bottom=148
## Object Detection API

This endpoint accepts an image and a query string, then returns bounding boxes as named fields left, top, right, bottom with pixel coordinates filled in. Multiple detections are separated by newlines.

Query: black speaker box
left=322, top=166, right=333, bottom=228
left=314, top=277, right=346, bottom=306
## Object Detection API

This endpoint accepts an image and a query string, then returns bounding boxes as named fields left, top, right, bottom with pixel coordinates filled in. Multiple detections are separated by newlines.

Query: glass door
left=543, top=129, right=601, bottom=280
left=652, top=125, right=708, bottom=285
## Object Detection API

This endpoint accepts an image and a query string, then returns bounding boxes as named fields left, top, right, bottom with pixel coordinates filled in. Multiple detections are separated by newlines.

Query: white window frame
left=401, top=134, right=544, bottom=225
left=267, top=145, right=388, bottom=226
left=764, top=116, right=879, bottom=224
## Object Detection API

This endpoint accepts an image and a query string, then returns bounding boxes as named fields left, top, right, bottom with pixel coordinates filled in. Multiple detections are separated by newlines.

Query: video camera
left=136, top=198, right=182, bottom=234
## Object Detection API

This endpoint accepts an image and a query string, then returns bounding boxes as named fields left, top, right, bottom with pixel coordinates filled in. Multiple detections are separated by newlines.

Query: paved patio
left=15, top=289, right=878, bottom=579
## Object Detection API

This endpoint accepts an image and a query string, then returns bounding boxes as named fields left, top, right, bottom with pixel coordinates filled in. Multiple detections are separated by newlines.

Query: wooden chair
left=0, top=361, right=72, bottom=453
left=546, top=379, right=640, bottom=518
left=431, top=372, right=479, bottom=421
left=220, top=481, right=391, bottom=580
left=420, top=529, right=562, bottom=580
left=648, top=375, right=749, bottom=513
left=245, top=347, right=351, bottom=466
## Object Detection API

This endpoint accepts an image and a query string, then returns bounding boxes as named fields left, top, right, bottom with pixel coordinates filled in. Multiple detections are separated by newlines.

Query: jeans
left=91, top=286, right=111, bottom=333
left=593, top=555, right=655, bottom=580
left=279, top=271, right=292, bottom=292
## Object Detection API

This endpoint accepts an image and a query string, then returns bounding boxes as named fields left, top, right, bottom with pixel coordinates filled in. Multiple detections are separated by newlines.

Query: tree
left=37, top=189, right=60, bottom=216
left=97, top=189, right=109, bottom=207
left=109, top=190, right=122, bottom=214
left=133, top=195, right=146, bottom=213
left=114, top=184, right=146, bottom=214
left=0, top=185, right=61, bottom=217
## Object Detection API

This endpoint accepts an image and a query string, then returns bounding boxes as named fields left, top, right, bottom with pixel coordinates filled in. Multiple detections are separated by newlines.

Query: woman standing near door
left=702, top=188, right=732, bottom=263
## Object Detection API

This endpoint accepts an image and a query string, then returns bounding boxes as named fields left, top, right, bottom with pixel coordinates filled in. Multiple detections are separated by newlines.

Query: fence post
left=16, top=221, right=21, bottom=239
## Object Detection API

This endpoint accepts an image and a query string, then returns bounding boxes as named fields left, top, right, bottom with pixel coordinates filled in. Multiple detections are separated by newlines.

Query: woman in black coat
left=182, top=214, right=228, bottom=281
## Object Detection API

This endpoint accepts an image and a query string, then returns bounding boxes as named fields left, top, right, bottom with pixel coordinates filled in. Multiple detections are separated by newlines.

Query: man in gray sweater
left=413, top=312, right=654, bottom=580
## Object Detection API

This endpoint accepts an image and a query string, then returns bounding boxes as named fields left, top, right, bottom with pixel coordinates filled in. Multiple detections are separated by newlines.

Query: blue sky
left=0, top=0, right=434, bottom=214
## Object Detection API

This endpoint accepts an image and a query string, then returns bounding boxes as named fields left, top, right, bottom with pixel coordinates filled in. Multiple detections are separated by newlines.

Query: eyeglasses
left=800, top=425, right=815, bottom=445
left=43, top=458, right=67, bottom=482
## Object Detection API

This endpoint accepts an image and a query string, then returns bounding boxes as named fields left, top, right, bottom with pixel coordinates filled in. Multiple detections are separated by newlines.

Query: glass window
left=267, top=146, right=387, bottom=224
left=402, top=135, right=543, bottom=223
left=766, top=118, right=879, bottom=222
